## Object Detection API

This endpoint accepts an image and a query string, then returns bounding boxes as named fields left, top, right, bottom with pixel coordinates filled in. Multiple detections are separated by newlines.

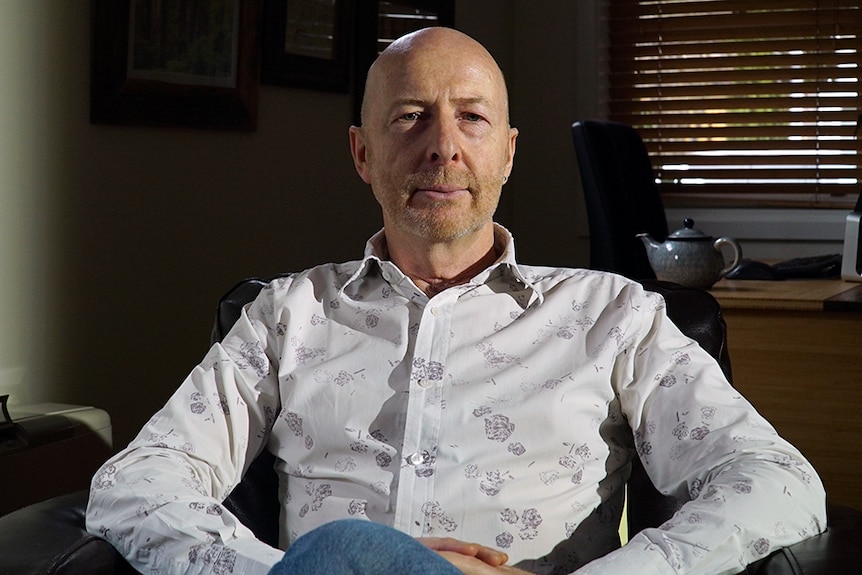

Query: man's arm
left=576, top=286, right=826, bottom=574
left=86, top=286, right=285, bottom=575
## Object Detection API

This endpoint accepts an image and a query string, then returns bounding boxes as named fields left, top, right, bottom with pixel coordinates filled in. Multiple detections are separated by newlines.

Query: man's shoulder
left=516, top=263, right=641, bottom=291
left=263, top=259, right=367, bottom=293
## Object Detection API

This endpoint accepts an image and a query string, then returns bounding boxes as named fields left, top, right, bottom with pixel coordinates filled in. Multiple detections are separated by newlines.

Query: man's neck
left=385, top=224, right=499, bottom=297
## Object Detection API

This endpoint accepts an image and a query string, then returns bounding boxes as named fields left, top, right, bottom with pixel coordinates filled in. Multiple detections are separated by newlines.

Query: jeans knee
left=312, top=518, right=406, bottom=551
left=271, top=519, right=461, bottom=575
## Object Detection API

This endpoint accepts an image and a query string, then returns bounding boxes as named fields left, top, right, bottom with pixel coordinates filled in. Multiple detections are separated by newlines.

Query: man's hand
left=418, top=537, right=533, bottom=574
left=435, top=551, right=535, bottom=574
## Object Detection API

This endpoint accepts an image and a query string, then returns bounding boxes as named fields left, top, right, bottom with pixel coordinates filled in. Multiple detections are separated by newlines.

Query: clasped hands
left=420, top=537, right=533, bottom=574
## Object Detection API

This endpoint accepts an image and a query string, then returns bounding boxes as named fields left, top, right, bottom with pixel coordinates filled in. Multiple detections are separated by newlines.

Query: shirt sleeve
left=85, top=284, right=286, bottom=575
left=575, top=284, right=827, bottom=575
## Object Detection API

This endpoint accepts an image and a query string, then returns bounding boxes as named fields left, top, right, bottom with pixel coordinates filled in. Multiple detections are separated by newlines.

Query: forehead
left=408, top=68, right=493, bottom=99
left=370, top=46, right=507, bottom=116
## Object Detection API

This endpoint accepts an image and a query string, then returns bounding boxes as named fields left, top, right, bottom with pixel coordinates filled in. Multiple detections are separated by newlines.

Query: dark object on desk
left=727, top=254, right=843, bottom=280
left=0, top=394, right=28, bottom=455
left=773, top=254, right=842, bottom=278
left=726, top=259, right=784, bottom=280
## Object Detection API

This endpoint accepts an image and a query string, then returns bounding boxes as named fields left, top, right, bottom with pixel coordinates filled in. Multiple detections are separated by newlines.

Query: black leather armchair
left=0, top=278, right=858, bottom=575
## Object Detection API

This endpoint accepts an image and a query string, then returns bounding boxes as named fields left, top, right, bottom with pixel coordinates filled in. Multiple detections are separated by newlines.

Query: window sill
left=663, top=193, right=858, bottom=211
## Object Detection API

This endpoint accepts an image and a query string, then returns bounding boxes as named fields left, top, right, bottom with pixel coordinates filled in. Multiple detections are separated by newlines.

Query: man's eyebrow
left=453, top=96, right=490, bottom=105
left=389, top=98, right=427, bottom=110
left=390, top=96, right=491, bottom=110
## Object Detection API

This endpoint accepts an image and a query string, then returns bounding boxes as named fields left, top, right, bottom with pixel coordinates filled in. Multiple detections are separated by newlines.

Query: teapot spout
left=636, top=233, right=661, bottom=252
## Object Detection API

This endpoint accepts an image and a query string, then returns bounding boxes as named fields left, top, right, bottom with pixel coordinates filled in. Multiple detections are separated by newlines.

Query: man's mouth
left=406, top=167, right=474, bottom=202
left=411, top=186, right=470, bottom=201
left=415, top=184, right=468, bottom=194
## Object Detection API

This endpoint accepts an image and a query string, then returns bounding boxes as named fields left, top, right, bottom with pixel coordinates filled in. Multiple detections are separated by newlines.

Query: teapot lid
left=667, top=218, right=713, bottom=241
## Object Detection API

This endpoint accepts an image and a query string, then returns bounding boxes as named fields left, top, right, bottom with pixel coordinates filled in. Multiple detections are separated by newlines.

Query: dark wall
left=1, top=0, right=590, bottom=449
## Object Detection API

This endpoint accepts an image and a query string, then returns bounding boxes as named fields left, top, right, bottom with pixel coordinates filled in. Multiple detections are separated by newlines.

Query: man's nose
left=428, top=116, right=461, bottom=164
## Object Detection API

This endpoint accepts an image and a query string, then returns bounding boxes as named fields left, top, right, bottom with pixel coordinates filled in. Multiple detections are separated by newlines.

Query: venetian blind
left=608, top=0, right=862, bottom=207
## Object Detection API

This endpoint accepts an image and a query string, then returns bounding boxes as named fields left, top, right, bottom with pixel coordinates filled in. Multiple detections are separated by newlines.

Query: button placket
left=392, top=293, right=454, bottom=534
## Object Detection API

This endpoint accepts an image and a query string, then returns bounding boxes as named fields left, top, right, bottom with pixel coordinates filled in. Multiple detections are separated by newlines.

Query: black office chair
left=571, top=119, right=669, bottom=279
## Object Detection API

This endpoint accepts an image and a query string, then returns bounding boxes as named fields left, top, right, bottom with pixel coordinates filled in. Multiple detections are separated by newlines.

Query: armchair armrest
left=748, top=504, right=861, bottom=575
left=0, top=491, right=136, bottom=575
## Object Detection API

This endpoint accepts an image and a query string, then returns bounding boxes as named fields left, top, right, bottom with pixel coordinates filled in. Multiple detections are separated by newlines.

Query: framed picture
left=260, top=0, right=354, bottom=92
left=91, top=0, right=260, bottom=131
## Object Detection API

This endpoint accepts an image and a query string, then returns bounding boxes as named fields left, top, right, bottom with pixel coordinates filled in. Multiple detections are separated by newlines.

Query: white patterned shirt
left=86, top=225, right=825, bottom=575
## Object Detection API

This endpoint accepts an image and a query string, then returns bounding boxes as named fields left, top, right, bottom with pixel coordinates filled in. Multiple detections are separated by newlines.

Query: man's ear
left=504, top=126, right=518, bottom=180
left=349, top=126, right=372, bottom=184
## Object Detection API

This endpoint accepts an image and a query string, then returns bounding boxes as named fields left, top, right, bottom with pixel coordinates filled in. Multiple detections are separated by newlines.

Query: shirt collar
left=339, top=224, right=543, bottom=306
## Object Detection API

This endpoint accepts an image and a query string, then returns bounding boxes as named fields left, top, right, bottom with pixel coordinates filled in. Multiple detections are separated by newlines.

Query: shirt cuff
left=571, top=539, right=674, bottom=575
left=230, top=538, right=284, bottom=575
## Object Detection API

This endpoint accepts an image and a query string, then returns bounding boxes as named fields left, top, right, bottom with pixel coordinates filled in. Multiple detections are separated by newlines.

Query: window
left=608, top=0, right=861, bottom=207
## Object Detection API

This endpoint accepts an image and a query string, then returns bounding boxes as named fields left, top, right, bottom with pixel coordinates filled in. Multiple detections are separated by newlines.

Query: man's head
left=349, top=27, right=517, bottom=246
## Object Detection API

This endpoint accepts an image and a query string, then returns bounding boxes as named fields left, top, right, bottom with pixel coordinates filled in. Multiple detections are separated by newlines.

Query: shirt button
left=430, top=307, right=443, bottom=317
left=407, top=452, right=429, bottom=465
left=417, top=378, right=433, bottom=389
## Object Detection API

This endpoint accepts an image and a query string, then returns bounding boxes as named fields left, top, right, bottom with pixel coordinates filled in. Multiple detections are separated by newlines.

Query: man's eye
left=400, top=112, right=421, bottom=121
left=463, top=112, right=484, bottom=122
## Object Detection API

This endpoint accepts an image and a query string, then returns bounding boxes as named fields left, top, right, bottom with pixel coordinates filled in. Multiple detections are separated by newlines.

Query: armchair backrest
left=572, top=119, right=669, bottom=280
left=214, top=276, right=732, bottom=542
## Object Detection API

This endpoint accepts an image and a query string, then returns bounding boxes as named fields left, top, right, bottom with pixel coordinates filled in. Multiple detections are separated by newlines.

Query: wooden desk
left=711, top=279, right=862, bottom=509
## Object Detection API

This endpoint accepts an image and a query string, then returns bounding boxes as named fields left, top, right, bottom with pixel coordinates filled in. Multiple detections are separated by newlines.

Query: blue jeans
left=267, top=519, right=463, bottom=575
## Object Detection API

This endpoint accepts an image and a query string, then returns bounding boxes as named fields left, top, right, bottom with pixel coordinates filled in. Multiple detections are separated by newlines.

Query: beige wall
left=0, top=0, right=592, bottom=447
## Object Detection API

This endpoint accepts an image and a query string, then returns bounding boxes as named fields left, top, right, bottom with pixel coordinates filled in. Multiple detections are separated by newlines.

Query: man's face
left=350, top=30, right=517, bottom=244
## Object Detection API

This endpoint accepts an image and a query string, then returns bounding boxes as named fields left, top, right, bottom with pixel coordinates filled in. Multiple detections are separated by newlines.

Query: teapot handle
left=714, top=237, right=743, bottom=276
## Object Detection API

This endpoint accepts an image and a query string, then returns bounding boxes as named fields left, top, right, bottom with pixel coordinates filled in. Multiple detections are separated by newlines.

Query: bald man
left=87, top=28, right=825, bottom=575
